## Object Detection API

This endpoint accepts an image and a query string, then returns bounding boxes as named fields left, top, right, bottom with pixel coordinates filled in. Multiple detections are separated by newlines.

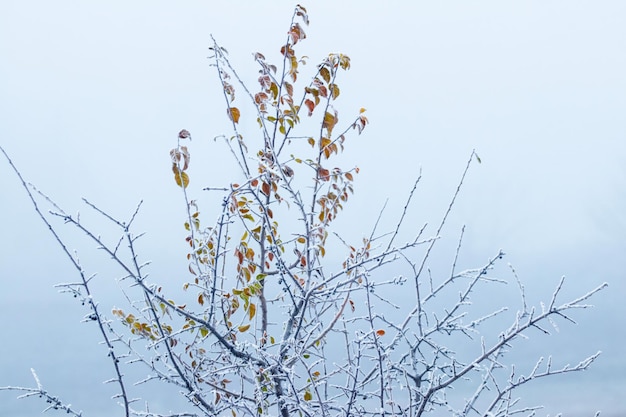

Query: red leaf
left=258, top=74, right=271, bottom=89
left=304, top=99, right=315, bottom=116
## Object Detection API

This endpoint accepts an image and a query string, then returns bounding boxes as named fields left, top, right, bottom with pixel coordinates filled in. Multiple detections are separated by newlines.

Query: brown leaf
left=282, top=165, right=294, bottom=178
left=261, top=182, right=270, bottom=196
left=180, top=146, right=190, bottom=170
left=255, top=92, right=268, bottom=104
left=319, top=67, right=331, bottom=84
left=318, top=167, right=330, bottom=181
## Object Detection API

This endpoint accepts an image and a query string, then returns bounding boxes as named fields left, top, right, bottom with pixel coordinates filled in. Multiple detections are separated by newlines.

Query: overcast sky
left=1, top=1, right=625, bottom=416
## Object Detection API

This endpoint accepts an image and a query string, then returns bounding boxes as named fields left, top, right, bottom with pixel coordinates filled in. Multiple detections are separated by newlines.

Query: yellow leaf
left=270, top=82, right=279, bottom=99
left=297, top=236, right=306, bottom=244
left=238, top=324, right=251, bottom=332
left=323, top=111, right=337, bottom=135
left=249, top=303, right=256, bottom=320
left=304, top=391, right=312, bottom=401
left=339, top=55, right=351, bottom=70
left=172, top=165, right=190, bottom=188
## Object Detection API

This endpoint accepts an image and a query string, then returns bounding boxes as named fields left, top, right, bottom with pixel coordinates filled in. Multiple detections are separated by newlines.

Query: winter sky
left=1, top=1, right=625, bottom=415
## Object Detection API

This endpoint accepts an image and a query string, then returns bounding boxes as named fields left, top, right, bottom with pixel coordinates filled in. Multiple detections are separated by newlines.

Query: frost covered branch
left=0, top=4, right=606, bottom=417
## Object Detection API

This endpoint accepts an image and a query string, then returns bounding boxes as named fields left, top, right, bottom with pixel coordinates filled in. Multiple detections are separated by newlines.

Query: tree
left=1, top=5, right=606, bottom=416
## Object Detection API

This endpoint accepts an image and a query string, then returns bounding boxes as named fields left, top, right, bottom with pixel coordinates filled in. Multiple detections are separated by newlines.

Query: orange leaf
left=236, top=249, right=244, bottom=265
left=227, top=107, right=241, bottom=123
left=376, top=329, right=385, bottom=336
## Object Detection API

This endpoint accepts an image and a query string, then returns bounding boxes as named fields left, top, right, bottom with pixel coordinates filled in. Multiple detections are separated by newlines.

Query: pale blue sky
left=1, top=1, right=625, bottom=415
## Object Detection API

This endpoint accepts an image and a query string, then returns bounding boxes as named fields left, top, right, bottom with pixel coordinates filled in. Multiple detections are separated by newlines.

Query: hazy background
left=1, top=1, right=624, bottom=415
